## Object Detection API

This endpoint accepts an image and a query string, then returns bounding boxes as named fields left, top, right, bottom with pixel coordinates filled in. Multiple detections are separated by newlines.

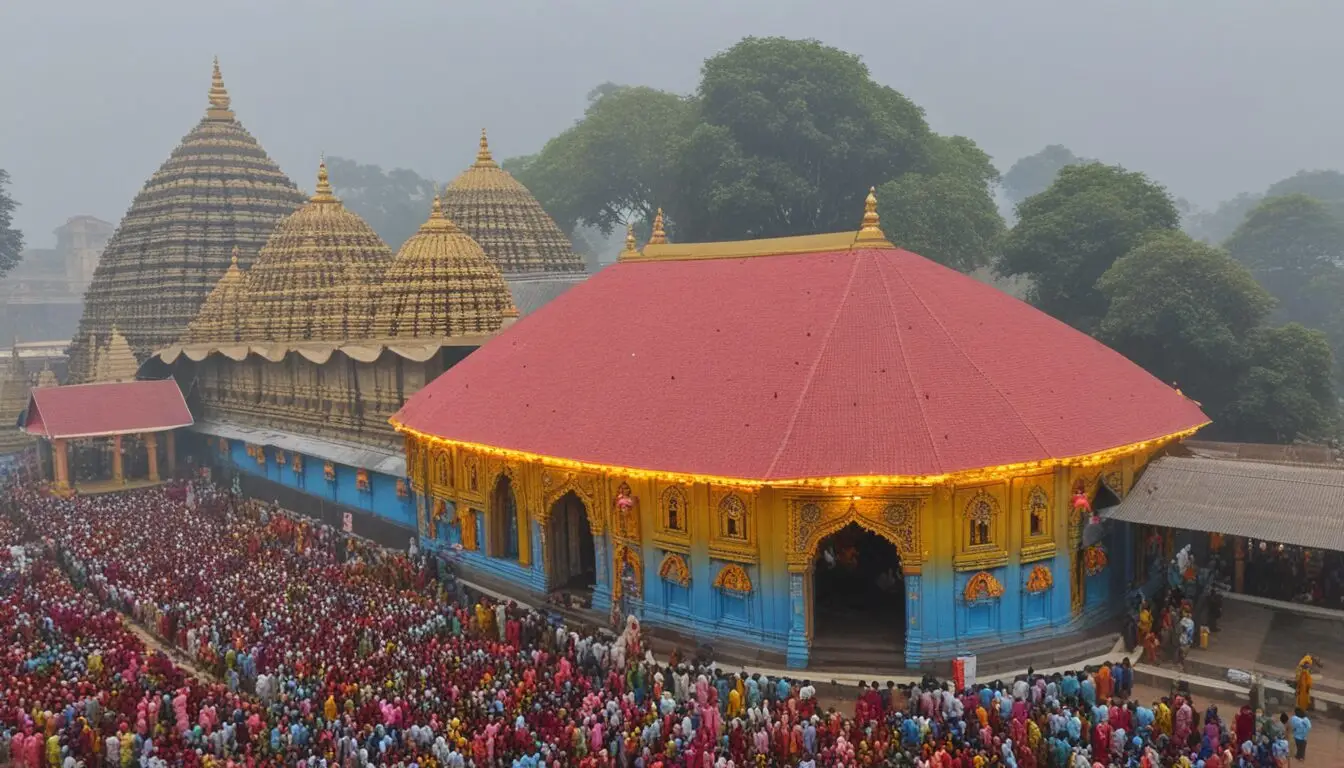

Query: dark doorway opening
left=547, top=491, right=596, bottom=592
left=490, top=475, right=520, bottom=559
left=812, top=523, right=905, bottom=653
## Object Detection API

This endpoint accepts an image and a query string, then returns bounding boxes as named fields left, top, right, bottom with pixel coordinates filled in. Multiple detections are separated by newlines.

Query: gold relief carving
left=1102, top=469, right=1123, bottom=497
left=709, top=486, right=758, bottom=562
left=963, top=490, right=999, bottom=547
left=1025, top=565, right=1053, bottom=593
left=660, top=485, right=690, bottom=535
left=1020, top=541, right=1057, bottom=564
left=356, top=469, right=370, bottom=492
left=964, top=571, right=1005, bottom=602
left=274, top=449, right=286, bottom=466
left=323, top=462, right=335, bottom=482
left=787, top=496, right=924, bottom=569
left=713, top=563, right=753, bottom=594
left=954, top=485, right=1008, bottom=571
left=458, top=505, right=478, bottom=551
left=541, top=471, right=603, bottom=533
left=291, top=453, right=303, bottom=473
left=396, top=478, right=409, bottom=499
left=612, top=543, right=642, bottom=599
left=718, top=494, right=749, bottom=541
left=658, top=552, right=691, bottom=587
left=1024, top=483, right=1051, bottom=540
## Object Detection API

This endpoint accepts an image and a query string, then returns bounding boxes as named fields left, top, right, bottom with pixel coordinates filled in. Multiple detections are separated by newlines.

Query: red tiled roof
left=24, top=379, right=193, bottom=439
left=393, top=246, right=1209, bottom=482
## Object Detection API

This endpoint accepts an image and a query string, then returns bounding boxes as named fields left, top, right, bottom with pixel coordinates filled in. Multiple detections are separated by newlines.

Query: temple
left=393, top=192, right=1209, bottom=667
left=66, top=59, right=306, bottom=382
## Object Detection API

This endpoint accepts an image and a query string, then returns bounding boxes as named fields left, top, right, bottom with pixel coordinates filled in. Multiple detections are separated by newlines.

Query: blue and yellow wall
left=401, top=429, right=1164, bottom=668
left=209, top=436, right=416, bottom=531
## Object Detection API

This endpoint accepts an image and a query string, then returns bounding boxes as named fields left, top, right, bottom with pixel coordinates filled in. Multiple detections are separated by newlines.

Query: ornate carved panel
left=540, top=469, right=603, bottom=533
left=786, top=495, right=924, bottom=570
left=963, top=571, right=1005, bottom=603
left=610, top=480, right=641, bottom=543
left=709, top=486, right=759, bottom=562
left=658, top=552, right=691, bottom=587
left=612, top=542, right=642, bottom=599
left=953, top=484, right=1008, bottom=571
left=713, top=563, right=753, bottom=594
left=1025, top=564, right=1053, bottom=593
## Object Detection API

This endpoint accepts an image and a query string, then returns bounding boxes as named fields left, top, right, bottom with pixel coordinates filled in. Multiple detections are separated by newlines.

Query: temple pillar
left=1233, top=536, right=1246, bottom=593
left=52, top=439, right=69, bottom=489
left=786, top=571, right=809, bottom=668
left=165, top=431, right=176, bottom=475
left=146, top=433, right=160, bottom=482
left=112, top=435, right=124, bottom=484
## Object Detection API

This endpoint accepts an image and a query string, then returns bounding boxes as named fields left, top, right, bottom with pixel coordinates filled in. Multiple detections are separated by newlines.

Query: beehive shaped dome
left=441, top=130, right=585, bottom=276
left=372, top=195, right=516, bottom=339
left=68, top=59, right=306, bottom=381
left=183, top=247, right=249, bottom=344
left=242, top=162, right=393, bottom=343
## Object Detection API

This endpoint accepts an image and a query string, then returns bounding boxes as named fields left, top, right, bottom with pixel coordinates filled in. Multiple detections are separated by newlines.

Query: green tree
left=0, top=169, right=23, bottom=278
left=1001, top=145, right=1091, bottom=205
left=1223, top=194, right=1344, bottom=328
left=511, top=85, right=694, bottom=237
left=324, top=157, right=437, bottom=251
left=1097, top=231, right=1274, bottom=418
left=671, top=37, right=932, bottom=241
left=997, top=163, right=1180, bottom=331
left=1183, top=192, right=1262, bottom=244
left=878, top=136, right=1006, bottom=272
left=1224, top=324, right=1337, bottom=442
left=1265, top=169, right=1344, bottom=219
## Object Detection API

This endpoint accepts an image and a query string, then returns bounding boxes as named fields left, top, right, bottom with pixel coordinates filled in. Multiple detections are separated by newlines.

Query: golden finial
left=311, top=159, right=337, bottom=203
left=854, top=186, right=891, bottom=246
left=419, top=192, right=458, bottom=232
left=430, top=193, right=444, bottom=219
left=229, top=246, right=240, bottom=268
left=475, top=128, right=497, bottom=167
left=648, top=208, right=667, bottom=245
left=207, top=56, right=234, bottom=121
left=624, top=223, right=637, bottom=252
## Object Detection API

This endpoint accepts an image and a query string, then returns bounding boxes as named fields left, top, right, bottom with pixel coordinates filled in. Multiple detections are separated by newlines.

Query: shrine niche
left=1025, top=565, right=1053, bottom=593
left=713, top=563, right=753, bottom=594
left=612, top=543, right=642, bottom=599
left=430, top=446, right=452, bottom=496
left=611, top=481, right=640, bottom=541
left=658, top=484, right=690, bottom=537
left=658, top=552, right=691, bottom=587
left=963, top=571, right=1005, bottom=603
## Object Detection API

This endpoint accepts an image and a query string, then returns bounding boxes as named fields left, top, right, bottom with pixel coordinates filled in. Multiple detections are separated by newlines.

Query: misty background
left=3, top=0, right=1343, bottom=245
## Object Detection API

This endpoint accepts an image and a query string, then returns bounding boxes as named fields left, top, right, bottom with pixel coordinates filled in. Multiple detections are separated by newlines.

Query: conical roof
left=93, top=327, right=140, bottom=383
left=67, top=58, right=306, bottom=381
left=242, top=161, right=393, bottom=343
left=36, top=363, right=58, bottom=388
left=371, top=195, right=515, bottom=339
left=0, top=346, right=31, bottom=454
left=441, top=129, right=585, bottom=276
left=184, top=247, right=249, bottom=344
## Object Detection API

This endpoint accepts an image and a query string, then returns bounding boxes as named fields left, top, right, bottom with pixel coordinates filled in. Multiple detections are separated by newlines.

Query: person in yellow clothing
left=46, top=733, right=60, bottom=767
left=1154, top=699, right=1172, bottom=737
left=88, top=651, right=103, bottom=679
left=324, top=694, right=338, bottom=722
left=726, top=686, right=742, bottom=718
left=1295, top=655, right=1314, bottom=712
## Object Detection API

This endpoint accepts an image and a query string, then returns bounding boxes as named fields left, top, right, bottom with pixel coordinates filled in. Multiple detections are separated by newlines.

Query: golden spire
left=419, top=193, right=459, bottom=233
left=206, top=56, right=234, bottom=121
left=648, top=208, right=667, bottom=245
left=854, top=186, right=889, bottom=244
left=475, top=128, right=497, bottom=167
left=617, top=222, right=639, bottom=261
left=311, top=158, right=337, bottom=203
left=229, top=245, right=239, bottom=268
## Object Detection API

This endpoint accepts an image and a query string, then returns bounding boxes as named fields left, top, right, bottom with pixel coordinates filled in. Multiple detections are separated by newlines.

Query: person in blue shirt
left=1060, top=672, right=1080, bottom=703
left=1289, top=708, right=1312, bottom=761
left=1080, top=673, right=1096, bottom=707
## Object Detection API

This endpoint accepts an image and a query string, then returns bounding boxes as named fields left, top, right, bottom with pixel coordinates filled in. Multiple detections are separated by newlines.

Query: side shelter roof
left=24, top=379, right=193, bottom=439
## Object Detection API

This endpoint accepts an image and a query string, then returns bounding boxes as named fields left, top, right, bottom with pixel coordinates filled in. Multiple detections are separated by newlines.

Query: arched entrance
left=489, top=475, right=520, bottom=559
left=546, top=491, right=596, bottom=592
left=811, top=522, right=905, bottom=657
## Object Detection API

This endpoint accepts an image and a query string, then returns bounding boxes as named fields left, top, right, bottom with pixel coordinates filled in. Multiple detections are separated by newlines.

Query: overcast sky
left=3, top=0, right=1342, bottom=245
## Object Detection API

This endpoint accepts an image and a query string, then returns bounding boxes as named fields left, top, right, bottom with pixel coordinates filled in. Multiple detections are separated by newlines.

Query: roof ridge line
left=762, top=252, right=864, bottom=480
left=874, top=252, right=944, bottom=470
left=884, top=259, right=1053, bottom=461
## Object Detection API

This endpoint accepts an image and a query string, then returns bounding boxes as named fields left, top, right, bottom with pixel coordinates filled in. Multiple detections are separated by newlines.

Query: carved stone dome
left=372, top=195, right=516, bottom=339
left=441, top=130, right=585, bottom=276
left=183, top=247, right=249, bottom=344
left=242, top=162, right=393, bottom=343
left=68, top=59, right=306, bottom=380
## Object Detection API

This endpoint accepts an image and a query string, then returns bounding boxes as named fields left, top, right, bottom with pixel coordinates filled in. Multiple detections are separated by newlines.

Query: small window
left=1027, top=486, right=1049, bottom=538
left=966, top=496, right=994, bottom=547
left=720, top=494, right=748, bottom=541
left=662, top=486, right=689, bottom=534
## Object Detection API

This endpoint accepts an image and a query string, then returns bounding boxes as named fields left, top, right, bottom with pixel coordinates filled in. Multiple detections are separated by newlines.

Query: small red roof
left=394, top=246, right=1208, bottom=482
left=24, top=379, right=193, bottom=439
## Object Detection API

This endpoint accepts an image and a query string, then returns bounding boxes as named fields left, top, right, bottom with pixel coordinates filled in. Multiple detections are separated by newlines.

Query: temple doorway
left=811, top=523, right=905, bottom=657
left=489, top=475, right=520, bottom=559
left=546, top=491, right=596, bottom=592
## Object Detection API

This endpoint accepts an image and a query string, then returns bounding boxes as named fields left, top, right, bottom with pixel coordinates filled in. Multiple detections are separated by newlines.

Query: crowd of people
left=0, top=480, right=1325, bottom=766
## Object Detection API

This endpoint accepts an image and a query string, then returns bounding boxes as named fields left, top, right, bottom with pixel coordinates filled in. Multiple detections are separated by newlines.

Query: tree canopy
left=1000, top=145, right=1091, bottom=205
left=997, top=163, right=1180, bottom=331
left=1223, top=194, right=1344, bottom=328
left=0, top=169, right=23, bottom=278
left=1224, top=324, right=1338, bottom=443
left=325, top=157, right=438, bottom=251
left=514, top=37, right=1002, bottom=271
left=1097, top=231, right=1274, bottom=419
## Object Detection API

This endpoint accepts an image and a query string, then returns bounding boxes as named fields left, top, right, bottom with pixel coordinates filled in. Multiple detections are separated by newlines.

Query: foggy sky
left=3, top=0, right=1342, bottom=246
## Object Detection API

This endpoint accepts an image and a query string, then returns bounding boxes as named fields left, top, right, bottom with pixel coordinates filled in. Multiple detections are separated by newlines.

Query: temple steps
left=807, top=632, right=906, bottom=676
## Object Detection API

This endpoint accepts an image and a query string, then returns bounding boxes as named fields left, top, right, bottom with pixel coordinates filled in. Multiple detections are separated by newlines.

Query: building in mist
left=66, top=60, right=307, bottom=383
left=0, top=215, right=113, bottom=345
left=392, top=198, right=1209, bottom=667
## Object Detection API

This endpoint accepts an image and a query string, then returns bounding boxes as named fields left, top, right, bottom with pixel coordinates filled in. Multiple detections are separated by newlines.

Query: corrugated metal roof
left=193, top=421, right=405, bottom=477
left=1106, top=455, right=1344, bottom=551
left=506, top=273, right=588, bottom=316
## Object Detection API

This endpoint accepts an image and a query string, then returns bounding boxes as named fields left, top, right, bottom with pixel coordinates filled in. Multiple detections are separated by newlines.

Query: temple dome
left=371, top=195, right=516, bottom=339
left=242, top=161, right=393, bottom=343
left=68, top=59, right=306, bottom=381
left=441, top=130, right=585, bottom=276
left=183, top=247, right=249, bottom=344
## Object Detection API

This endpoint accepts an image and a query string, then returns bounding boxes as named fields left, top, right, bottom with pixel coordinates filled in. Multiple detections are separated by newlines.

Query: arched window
left=720, top=494, right=748, bottom=541
left=1026, top=486, right=1049, bottom=538
left=965, top=493, right=996, bottom=547
left=662, top=486, right=689, bottom=534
